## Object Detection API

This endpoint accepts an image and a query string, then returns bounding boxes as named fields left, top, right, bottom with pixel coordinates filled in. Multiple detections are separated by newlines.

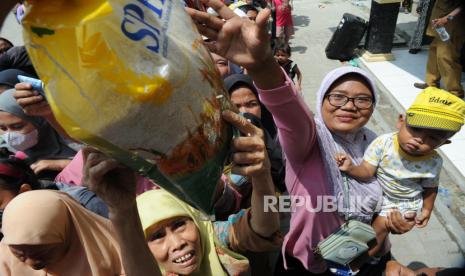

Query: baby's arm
left=335, top=153, right=377, bottom=182
left=416, top=187, right=438, bottom=228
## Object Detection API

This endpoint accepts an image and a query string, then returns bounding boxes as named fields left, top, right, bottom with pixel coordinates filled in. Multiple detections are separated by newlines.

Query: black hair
left=273, top=42, right=292, bottom=57
left=0, top=37, right=14, bottom=48
left=238, top=4, right=258, bottom=14
left=0, top=149, right=40, bottom=194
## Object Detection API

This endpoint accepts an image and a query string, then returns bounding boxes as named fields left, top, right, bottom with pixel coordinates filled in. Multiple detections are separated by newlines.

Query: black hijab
left=224, top=74, right=278, bottom=138
left=0, top=68, right=35, bottom=89
left=224, top=74, right=285, bottom=192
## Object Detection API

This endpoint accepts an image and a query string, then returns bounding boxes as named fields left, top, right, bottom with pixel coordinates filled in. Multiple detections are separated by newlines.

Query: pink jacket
left=258, top=75, right=343, bottom=272
left=55, top=150, right=156, bottom=195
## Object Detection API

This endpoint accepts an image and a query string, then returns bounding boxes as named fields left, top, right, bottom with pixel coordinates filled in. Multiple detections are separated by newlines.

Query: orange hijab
left=0, top=190, right=124, bottom=276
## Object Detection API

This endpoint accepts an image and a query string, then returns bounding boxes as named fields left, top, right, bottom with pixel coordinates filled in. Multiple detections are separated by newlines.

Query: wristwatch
left=447, top=15, right=454, bottom=21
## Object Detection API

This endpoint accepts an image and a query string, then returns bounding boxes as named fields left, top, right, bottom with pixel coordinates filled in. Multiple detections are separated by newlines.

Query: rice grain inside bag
left=22, top=0, right=233, bottom=215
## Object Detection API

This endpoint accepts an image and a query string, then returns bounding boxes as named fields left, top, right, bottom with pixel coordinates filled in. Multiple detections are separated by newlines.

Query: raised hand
left=186, top=0, right=274, bottom=73
left=223, top=111, right=279, bottom=237
left=222, top=110, right=270, bottom=179
left=82, top=147, right=137, bottom=212
left=14, top=82, right=52, bottom=117
left=14, top=82, right=74, bottom=140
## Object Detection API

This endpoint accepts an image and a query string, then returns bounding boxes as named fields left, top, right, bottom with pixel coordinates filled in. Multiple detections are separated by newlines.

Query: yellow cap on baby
left=406, top=87, right=465, bottom=132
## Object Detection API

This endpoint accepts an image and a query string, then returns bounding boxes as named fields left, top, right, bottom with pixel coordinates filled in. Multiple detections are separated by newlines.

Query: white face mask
left=2, top=129, right=39, bottom=151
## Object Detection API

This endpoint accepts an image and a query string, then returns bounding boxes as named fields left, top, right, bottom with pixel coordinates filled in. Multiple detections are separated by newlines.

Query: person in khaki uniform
left=414, top=0, right=465, bottom=98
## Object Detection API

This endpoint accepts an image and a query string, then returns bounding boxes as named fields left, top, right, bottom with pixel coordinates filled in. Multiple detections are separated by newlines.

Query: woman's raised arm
left=187, top=0, right=317, bottom=164
left=83, top=148, right=161, bottom=276
left=223, top=111, right=280, bottom=237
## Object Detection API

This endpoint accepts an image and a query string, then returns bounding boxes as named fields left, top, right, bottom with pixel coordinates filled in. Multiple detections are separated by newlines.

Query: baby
left=336, top=87, right=465, bottom=256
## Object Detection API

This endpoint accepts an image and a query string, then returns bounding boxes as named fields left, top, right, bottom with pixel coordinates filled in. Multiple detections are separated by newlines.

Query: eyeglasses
left=325, top=94, right=373, bottom=109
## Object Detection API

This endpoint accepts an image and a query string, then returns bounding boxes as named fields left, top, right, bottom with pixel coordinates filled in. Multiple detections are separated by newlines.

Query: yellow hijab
left=137, top=189, right=249, bottom=276
left=0, top=190, right=123, bottom=276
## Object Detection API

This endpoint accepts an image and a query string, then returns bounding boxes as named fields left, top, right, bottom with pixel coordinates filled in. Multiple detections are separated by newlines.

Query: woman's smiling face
left=146, top=216, right=202, bottom=275
left=321, top=74, right=374, bottom=134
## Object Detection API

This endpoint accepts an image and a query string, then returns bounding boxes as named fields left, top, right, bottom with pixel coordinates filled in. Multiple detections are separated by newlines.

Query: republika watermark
left=263, top=195, right=383, bottom=213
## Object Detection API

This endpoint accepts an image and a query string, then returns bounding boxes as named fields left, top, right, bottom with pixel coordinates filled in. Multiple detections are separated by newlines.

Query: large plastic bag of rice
left=21, top=0, right=233, bottom=216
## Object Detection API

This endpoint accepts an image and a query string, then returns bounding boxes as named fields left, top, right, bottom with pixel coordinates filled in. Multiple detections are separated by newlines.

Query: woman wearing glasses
left=268, top=66, right=391, bottom=275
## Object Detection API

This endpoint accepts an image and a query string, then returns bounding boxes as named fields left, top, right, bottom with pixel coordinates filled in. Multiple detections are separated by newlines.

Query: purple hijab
left=315, top=66, right=383, bottom=223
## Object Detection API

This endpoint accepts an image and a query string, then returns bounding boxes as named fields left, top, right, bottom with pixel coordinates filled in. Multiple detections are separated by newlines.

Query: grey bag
left=315, top=175, right=376, bottom=266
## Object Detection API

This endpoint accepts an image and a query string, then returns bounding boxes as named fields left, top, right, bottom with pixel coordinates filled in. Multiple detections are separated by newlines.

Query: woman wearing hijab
left=137, top=189, right=277, bottom=276
left=223, top=74, right=285, bottom=197
left=225, top=73, right=277, bottom=139
left=0, top=89, right=76, bottom=179
left=0, top=190, right=124, bottom=275
left=83, top=111, right=281, bottom=276
left=186, top=2, right=418, bottom=274
left=263, top=66, right=386, bottom=275
left=0, top=154, right=109, bottom=238
left=221, top=75, right=286, bottom=275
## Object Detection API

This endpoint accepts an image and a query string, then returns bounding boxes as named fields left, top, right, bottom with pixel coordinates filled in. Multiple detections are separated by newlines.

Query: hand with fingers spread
left=82, top=147, right=137, bottom=213
left=186, top=0, right=286, bottom=89
left=186, top=0, right=272, bottom=71
left=222, top=110, right=279, bottom=238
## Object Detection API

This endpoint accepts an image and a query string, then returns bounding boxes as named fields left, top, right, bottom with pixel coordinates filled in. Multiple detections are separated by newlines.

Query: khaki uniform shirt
left=426, top=0, right=465, bottom=37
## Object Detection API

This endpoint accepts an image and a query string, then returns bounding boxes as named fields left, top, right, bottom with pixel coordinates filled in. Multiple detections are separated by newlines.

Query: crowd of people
left=0, top=0, right=464, bottom=275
